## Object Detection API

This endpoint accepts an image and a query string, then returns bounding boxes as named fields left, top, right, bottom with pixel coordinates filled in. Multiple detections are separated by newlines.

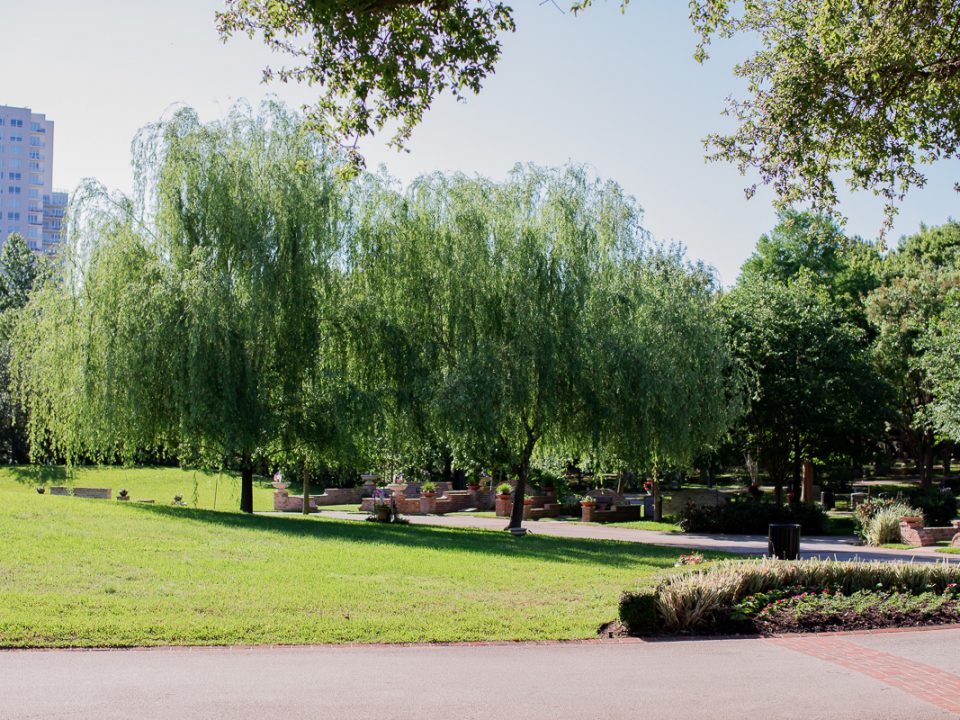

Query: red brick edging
left=772, top=633, right=960, bottom=715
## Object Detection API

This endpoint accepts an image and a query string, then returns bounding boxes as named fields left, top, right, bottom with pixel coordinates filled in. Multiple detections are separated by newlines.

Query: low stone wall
left=360, top=488, right=492, bottom=515
left=899, top=518, right=960, bottom=547
left=274, top=490, right=318, bottom=512
left=314, top=487, right=362, bottom=506
left=581, top=504, right=642, bottom=523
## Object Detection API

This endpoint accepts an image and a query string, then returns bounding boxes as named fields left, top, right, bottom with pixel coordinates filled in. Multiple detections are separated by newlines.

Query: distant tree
left=12, top=104, right=356, bottom=511
left=867, top=222, right=960, bottom=485
left=0, top=233, right=43, bottom=462
left=724, top=275, right=891, bottom=503
left=739, top=211, right=882, bottom=333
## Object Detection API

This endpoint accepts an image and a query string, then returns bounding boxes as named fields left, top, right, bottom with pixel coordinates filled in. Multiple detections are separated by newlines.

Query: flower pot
left=422, top=491, right=436, bottom=498
left=900, top=516, right=923, bottom=524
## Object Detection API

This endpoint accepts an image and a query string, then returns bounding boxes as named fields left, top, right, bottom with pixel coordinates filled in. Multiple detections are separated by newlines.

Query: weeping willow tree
left=12, top=103, right=352, bottom=512
left=349, top=164, right=740, bottom=529
left=577, top=250, right=744, bottom=519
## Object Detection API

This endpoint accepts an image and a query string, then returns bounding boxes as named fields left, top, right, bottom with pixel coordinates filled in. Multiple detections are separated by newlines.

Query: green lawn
left=937, top=547, right=960, bottom=555
left=316, top=503, right=365, bottom=513
left=0, top=475, right=713, bottom=647
left=2, top=465, right=276, bottom=512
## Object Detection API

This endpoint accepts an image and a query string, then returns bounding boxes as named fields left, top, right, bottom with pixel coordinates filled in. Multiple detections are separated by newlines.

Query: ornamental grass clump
left=619, top=558, right=960, bottom=634
left=863, top=503, right=919, bottom=546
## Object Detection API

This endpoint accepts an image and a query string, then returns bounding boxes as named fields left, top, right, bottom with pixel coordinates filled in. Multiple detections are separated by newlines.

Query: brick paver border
left=773, top=634, right=960, bottom=715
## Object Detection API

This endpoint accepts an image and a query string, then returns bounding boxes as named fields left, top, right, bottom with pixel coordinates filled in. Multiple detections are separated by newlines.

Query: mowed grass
left=0, top=477, right=709, bottom=647
left=0, top=465, right=276, bottom=512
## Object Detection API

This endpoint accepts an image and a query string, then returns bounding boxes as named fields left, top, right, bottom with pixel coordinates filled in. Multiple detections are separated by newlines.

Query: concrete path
left=4, top=628, right=960, bottom=719
left=309, top=510, right=959, bottom=564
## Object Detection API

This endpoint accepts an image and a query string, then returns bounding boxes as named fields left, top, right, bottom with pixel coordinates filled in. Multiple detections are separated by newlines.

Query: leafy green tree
left=12, top=104, right=354, bottom=511
left=867, top=222, right=960, bottom=484
left=0, top=233, right=44, bottom=462
left=724, top=275, right=891, bottom=503
left=739, top=211, right=882, bottom=333
left=918, top=295, right=960, bottom=443
left=693, top=1, right=960, bottom=228
left=349, top=165, right=738, bottom=527
left=220, top=2, right=960, bottom=221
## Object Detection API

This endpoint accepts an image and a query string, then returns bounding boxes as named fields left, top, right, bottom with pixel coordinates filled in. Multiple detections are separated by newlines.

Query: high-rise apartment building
left=0, top=105, right=61, bottom=252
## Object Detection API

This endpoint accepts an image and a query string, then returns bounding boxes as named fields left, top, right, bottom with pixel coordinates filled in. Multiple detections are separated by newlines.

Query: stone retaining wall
left=899, top=518, right=960, bottom=547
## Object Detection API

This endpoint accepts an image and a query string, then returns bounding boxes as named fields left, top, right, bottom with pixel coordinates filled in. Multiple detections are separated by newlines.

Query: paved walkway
left=4, top=628, right=960, bottom=719
left=307, top=510, right=959, bottom=564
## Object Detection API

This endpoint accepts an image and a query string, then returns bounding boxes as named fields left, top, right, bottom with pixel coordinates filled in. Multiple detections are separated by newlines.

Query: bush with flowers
left=618, top=558, right=960, bottom=636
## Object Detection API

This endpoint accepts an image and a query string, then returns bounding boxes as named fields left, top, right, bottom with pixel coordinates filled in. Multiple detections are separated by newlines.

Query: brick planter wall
left=900, top=518, right=960, bottom=546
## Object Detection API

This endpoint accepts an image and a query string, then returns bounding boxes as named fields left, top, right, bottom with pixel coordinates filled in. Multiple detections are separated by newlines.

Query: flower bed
left=618, top=558, right=960, bottom=636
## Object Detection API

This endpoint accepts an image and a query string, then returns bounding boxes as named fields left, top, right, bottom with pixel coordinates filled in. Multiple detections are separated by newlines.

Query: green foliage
left=868, top=222, right=960, bottom=478
left=349, top=164, right=738, bottom=526
left=677, top=497, right=827, bottom=535
left=621, top=557, right=960, bottom=632
left=618, top=589, right=658, bottom=634
left=11, top=103, right=361, bottom=509
left=862, top=503, right=918, bottom=547
left=216, top=0, right=515, bottom=166
left=693, top=1, right=960, bottom=229
left=724, top=274, right=891, bottom=487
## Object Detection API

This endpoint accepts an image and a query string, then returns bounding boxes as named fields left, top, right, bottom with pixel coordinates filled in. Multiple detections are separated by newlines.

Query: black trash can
left=768, top=523, right=801, bottom=560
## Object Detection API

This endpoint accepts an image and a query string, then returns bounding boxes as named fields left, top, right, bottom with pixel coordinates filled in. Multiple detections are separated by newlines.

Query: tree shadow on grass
left=121, top=503, right=684, bottom=570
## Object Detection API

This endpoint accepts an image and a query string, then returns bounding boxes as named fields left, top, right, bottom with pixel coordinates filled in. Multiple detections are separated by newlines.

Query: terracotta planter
left=467, top=485, right=480, bottom=492
left=901, top=516, right=923, bottom=524
left=422, top=491, right=436, bottom=498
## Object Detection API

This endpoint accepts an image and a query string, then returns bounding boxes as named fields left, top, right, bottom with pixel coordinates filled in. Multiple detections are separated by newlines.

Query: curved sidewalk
left=309, top=509, right=959, bottom=563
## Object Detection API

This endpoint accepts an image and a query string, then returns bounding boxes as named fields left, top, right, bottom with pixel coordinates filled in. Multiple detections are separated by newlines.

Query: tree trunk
left=616, top=471, right=626, bottom=496
left=240, top=456, right=254, bottom=514
left=506, top=430, right=538, bottom=531
left=791, top=435, right=802, bottom=507
left=301, top=462, right=310, bottom=516
left=944, top=443, right=953, bottom=479
left=653, top=475, right=663, bottom=522
left=920, top=431, right=935, bottom=488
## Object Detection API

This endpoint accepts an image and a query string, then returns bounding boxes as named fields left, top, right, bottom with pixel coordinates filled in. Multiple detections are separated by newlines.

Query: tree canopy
left=218, top=1, right=960, bottom=219
left=12, top=103, right=356, bottom=511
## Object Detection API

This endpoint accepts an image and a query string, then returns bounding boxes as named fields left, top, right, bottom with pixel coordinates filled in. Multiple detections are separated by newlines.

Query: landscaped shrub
left=678, top=497, right=827, bottom=534
left=908, top=488, right=957, bottom=527
left=863, top=503, right=918, bottom=546
left=618, top=558, right=960, bottom=634
left=854, top=497, right=920, bottom=544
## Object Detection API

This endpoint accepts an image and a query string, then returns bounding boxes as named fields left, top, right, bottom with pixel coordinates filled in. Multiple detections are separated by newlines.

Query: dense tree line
left=7, top=103, right=960, bottom=521
left=9, top=105, right=739, bottom=521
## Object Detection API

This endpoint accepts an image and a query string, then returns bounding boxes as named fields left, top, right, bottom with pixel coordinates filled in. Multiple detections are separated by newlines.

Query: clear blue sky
left=3, top=1, right=958, bottom=284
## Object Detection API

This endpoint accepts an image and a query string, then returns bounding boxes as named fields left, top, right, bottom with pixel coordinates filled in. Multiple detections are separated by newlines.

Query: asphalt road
left=4, top=629, right=960, bottom=719
left=310, top=510, right=960, bottom=564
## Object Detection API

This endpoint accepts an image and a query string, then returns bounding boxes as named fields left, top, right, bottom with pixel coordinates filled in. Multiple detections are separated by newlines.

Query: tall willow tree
left=13, top=104, right=349, bottom=512
left=349, top=165, right=738, bottom=528
left=578, top=250, right=743, bottom=518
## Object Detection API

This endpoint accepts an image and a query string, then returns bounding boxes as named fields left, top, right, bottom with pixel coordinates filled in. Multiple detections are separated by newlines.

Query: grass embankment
left=1, top=465, right=276, bottom=512
left=0, top=476, right=722, bottom=647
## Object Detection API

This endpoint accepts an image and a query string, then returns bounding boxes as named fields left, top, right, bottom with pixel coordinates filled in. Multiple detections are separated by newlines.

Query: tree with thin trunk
left=11, top=103, right=350, bottom=511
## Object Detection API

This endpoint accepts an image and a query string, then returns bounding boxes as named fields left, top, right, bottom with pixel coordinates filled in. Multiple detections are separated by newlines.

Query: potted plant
left=466, top=476, right=480, bottom=491
left=118, top=489, right=130, bottom=501
left=496, top=483, right=512, bottom=498
left=580, top=495, right=597, bottom=507
left=421, top=481, right=437, bottom=497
